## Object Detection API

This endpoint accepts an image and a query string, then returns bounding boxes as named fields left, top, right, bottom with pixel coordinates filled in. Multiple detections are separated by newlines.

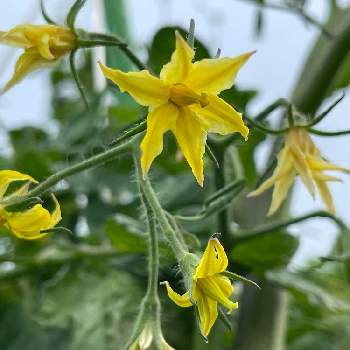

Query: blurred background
left=0, top=1, right=350, bottom=349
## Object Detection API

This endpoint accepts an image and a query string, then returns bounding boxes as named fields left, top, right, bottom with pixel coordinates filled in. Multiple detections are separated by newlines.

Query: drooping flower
left=162, top=237, right=238, bottom=338
left=248, top=127, right=350, bottom=215
left=99, top=31, right=253, bottom=186
left=0, top=170, right=61, bottom=239
left=130, top=322, right=174, bottom=350
left=0, top=24, right=76, bottom=92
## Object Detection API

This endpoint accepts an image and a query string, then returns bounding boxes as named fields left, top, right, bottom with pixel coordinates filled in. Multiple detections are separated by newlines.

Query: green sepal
left=66, top=0, right=87, bottom=33
left=221, top=271, right=261, bottom=290
left=40, top=0, right=57, bottom=24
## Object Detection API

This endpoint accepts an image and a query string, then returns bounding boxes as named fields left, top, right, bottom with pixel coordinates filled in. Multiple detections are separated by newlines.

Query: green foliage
left=231, top=232, right=299, bottom=273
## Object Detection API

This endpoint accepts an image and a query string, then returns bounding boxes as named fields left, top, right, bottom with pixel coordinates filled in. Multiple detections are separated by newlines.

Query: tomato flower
left=99, top=31, right=253, bottom=186
left=248, top=127, right=350, bottom=215
left=0, top=170, right=61, bottom=239
left=162, top=237, right=238, bottom=337
left=0, top=24, right=76, bottom=92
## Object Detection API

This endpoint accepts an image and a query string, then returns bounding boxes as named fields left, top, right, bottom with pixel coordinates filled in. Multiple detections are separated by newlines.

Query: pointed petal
left=3, top=48, right=53, bottom=93
left=140, top=103, right=178, bottom=177
left=172, top=107, right=207, bottom=186
left=99, top=62, right=169, bottom=107
left=193, top=287, right=218, bottom=337
left=4, top=204, right=52, bottom=240
left=308, top=157, right=350, bottom=173
left=192, top=94, right=249, bottom=139
left=185, top=51, right=254, bottom=94
left=312, top=172, right=342, bottom=182
left=197, top=276, right=237, bottom=311
left=36, top=33, right=54, bottom=60
left=0, top=170, right=35, bottom=198
left=195, top=238, right=228, bottom=279
left=268, top=169, right=295, bottom=216
left=288, top=144, right=315, bottom=197
left=0, top=25, right=31, bottom=48
left=248, top=147, right=293, bottom=198
left=315, top=180, right=336, bottom=215
left=50, top=195, right=62, bottom=226
left=162, top=281, right=192, bottom=307
left=160, top=31, right=194, bottom=84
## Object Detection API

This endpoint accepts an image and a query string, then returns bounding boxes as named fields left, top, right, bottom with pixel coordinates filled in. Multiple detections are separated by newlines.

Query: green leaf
left=105, top=216, right=146, bottom=253
left=148, top=26, right=210, bottom=75
left=231, top=232, right=299, bottom=272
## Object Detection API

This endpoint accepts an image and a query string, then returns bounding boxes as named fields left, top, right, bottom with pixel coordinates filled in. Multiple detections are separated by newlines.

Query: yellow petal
left=3, top=48, right=54, bottom=93
left=0, top=25, right=32, bottom=48
left=162, top=281, right=192, bottom=307
left=50, top=195, right=62, bottom=227
left=0, top=170, right=35, bottom=198
left=192, top=94, right=249, bottom=139
left=268, top=169, right=295, bottom=216
left=314, top=180, right=336, bottom=215
left=172, top=107, right=207, bottom=186
left=194, top=238, right=228, bottom=279
left=99, top=62, right=169, bottom=107
left=130, top=323, right=153, bottom=350
left=312, top=172, right=342, bottom=182
left=4, top=204, right=52, bottom=240
left=307, top=157, right=350, bottom=173
left=248, top=147, right=293, bottom=198
left=160, top=31, right=194, bottom=84
left=185, top=51, right=255, bottom=94
left=192, top=287, right=218, bottom=337
left=197, top=276, right=237, bottom=311
left=36, top=33, right=54, bottom=60
left=288, top=144, right=315, bottom=197
left=140, top=103, right=178, bottom=177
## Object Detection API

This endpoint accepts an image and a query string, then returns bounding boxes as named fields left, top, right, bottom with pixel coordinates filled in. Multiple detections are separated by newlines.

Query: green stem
left=306, top=91, right=345, bottom=127
left=308, top=128, right=350, bottom=136
left=69, top=49, right=89, bottom=109
left=133, top=155, right=188, bottom=262
left=244, top=116, right=289, bottom=135
left=4, top=137, right=135, bottom=206
left=139, top=188, right=159, bottom=298
left=234, top=210, right=347, bottom=244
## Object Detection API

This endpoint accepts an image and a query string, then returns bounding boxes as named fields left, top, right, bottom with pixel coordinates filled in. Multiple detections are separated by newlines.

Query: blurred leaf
left=231, top=232, right=299, bottom=272
left=106, top=216, right=146, bottom=253
left=34, top=269, right=142, bottom=350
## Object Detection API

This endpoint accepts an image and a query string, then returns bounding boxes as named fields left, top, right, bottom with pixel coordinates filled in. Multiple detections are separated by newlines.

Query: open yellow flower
left=99, top=31, right=253, bottom=186
left=248, top=127, right=350, bottom=215
left=0, top=24, right=76, bottom=92
left=162, top=237, right=238, bottom=337
left=0, top=170, right=61, bottom=239
left=130, top=322, right=174, bottom=350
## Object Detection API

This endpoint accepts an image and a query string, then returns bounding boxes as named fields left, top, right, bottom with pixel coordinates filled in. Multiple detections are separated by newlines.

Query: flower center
left=169, top=83, right=209, bottom=107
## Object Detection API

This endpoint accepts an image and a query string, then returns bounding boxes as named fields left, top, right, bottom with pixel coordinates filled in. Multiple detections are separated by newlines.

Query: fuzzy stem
left=133, top=155, right=188, bottom=262
left=4, top=137, right=135, bottom=206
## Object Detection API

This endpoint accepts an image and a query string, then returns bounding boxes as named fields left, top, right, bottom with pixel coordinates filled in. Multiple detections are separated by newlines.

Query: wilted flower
left=248, top=127, right=350, bottom=215
left=162, top=237, right=238, bottom=337
left=0, top=24, right=76, bottom=92
left=0, top=170, right=61, bottom=239
left=130, top=322, right=174, bottom=350
left=99, top=31, right=253, bottom=186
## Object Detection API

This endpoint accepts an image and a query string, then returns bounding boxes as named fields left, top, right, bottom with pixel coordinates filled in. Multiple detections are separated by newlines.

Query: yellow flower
left=0, top=170, right=61, bottom=239
left=130, top=322, right=174, bottom=350
left=162, top=237, right=238, bottom=337
left=0, top=24, right=76, bottom=92
left=248, top=127, right=350, bottom=215
left=99, top=32, right=253, bottom=186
